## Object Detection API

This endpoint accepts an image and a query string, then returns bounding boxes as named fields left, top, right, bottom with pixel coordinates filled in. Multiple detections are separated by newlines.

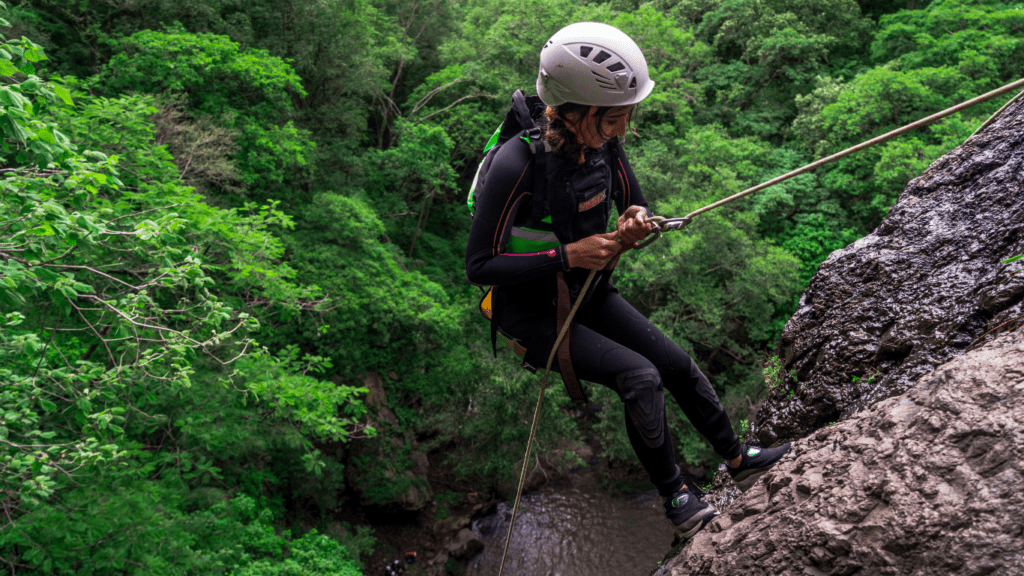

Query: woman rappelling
left=464, top=21, right=790, bottom=540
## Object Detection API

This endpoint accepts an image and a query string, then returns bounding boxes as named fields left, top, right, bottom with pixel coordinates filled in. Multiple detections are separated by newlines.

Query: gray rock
left=447, top=527, right=485, bottom=560
left=661, top=329, right=1024, bottom=576
left=754, top=93, right=1024, bottom=444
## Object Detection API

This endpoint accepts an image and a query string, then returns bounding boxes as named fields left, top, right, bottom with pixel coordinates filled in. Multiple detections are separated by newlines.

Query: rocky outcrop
left=447, top=528, right=485, bottom=559
left=754, top=94, right=1024, bottom=443
left=660, top=328, right=1024, bottom=576
left=650, top=93, right=1024, bottom=575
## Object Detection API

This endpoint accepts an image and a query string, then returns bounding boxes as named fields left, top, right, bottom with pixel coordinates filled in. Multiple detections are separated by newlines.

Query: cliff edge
left=756, top=92, right=1024, bottom=443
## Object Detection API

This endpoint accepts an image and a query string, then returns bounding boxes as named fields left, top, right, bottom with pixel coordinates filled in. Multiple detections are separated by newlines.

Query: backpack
left=466, top=89, right=552, bottom=324
left=467, top=90, right=606, bottom=405
left=466, top=89, right=548, bottom=221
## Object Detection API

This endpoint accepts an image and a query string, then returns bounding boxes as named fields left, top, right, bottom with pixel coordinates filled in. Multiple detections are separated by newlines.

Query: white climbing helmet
left=536, top=22, right=655, bottom=107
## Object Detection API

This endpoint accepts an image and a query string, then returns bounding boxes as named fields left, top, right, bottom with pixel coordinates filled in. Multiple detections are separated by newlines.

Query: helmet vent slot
left=579, top=46, right=593, bottom=58
left=593, top=50, right=612, bottom=64
left=591, top=70, right=615, bottom=88
left=629, top=77, right=637, bottom=88
left=607, top=62, right=625, bottom=72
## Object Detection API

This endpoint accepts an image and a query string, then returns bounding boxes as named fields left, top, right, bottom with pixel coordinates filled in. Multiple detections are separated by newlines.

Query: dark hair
left=541, top=103, right=636, bottom=159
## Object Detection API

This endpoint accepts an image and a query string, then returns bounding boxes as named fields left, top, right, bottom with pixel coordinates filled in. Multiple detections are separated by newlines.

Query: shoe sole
left=675, top=508, right=719, bottom=539
left=731, top=443, right=792, bottom=492
left=732, top=467, right=770, bottom=492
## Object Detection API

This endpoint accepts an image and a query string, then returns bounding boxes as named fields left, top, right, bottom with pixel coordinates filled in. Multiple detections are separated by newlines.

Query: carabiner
left=635, top=216, right=692, bottom=249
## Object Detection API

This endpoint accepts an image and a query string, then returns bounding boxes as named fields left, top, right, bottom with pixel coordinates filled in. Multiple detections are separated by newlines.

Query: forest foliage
left=1, top=0, right=1022, bottom=573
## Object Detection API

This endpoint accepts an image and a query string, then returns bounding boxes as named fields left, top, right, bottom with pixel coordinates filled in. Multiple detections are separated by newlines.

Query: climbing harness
left=496, top=76, right=1024, bottom=576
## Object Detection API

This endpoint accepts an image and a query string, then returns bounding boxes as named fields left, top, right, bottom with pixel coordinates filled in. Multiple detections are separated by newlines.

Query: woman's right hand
left=565, top=232, right=623, bottom=270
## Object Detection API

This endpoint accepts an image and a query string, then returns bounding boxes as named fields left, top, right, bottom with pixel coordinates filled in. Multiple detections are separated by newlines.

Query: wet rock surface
left=447, top=527, right=485, bottom=559
left=755, top=95, right=1024, bottom=444
left=658, top=328, right=1024, bottom=576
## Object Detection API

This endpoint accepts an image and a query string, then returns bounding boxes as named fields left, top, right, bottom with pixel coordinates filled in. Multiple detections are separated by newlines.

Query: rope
left=969, top=85, right=1024, bottom=140
left=683, top=76, right=1024, bottom=222
left=497, top=268, right=598, bottom=576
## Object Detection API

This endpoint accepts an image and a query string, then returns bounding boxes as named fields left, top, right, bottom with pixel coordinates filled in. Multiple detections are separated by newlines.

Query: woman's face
left=566, top=105, right=635, bottom=149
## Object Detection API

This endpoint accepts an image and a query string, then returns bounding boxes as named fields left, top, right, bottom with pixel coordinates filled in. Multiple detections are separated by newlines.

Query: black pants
left=512, top=288, right=742, bottom=497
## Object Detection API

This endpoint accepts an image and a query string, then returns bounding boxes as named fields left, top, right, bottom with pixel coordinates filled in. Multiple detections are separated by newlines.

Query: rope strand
left=497, top=268, right=599, bottom=576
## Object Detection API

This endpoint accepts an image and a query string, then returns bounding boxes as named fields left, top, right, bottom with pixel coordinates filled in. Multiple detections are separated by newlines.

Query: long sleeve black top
left=464, top=136, right=647, bottom=289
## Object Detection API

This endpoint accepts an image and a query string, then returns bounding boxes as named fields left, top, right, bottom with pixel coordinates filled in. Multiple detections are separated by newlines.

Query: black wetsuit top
left=464, top=135, right=646, bottom=358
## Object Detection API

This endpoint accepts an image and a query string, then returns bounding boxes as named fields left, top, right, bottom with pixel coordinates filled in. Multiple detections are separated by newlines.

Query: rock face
left=447, top=527, right=485, bottom=559
left=663, top=329, right=1024, bottom=576
left=754, top=94, right=1024, bottom=444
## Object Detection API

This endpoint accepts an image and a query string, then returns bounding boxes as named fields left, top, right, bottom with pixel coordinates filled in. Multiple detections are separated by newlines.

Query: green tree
left=691, top=0, right=873, bottom=138
left=793, top=0, right=1024, bottom=229
left=0, top=21, right=368, bottom=573
left=93, top=28, right=314, bottom=204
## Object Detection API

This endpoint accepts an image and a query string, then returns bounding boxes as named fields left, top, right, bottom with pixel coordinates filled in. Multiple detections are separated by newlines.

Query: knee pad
left=616, top=368, right=665, bottom=448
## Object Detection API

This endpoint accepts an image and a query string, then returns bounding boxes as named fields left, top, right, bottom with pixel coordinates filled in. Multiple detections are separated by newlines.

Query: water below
left=466, top=482, right=675, bottom=576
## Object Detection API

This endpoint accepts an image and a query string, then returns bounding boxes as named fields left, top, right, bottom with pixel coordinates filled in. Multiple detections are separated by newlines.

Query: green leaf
left=24, top=47, right=45, bottom=63
left=52, top=84, right=73, bottom=106
left=0, top=86, right=28, bottom=108
left=35, top=127, right=56, bottom=144
left=3, top=115, right=28, bottom=143
left=0, top=59, right=17, bottom=77
left=1002, top=254, right=1024, bottom=264
left=38, top=399, right=56, bottom=412
left=76, top=215, right=99, bottom=232
left=19, top=78, right=40, bottom=92
left=27, top=222, right=54, bottom=236
left=33, top=268, right=60, bottom=283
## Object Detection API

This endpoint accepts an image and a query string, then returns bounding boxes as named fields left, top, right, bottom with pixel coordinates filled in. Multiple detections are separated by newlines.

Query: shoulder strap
left=530, top=144, right=549, bottom=224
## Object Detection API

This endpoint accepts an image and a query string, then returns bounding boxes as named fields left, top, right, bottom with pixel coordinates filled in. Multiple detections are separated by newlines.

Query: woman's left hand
left=616, top=205, right=653, bottom=249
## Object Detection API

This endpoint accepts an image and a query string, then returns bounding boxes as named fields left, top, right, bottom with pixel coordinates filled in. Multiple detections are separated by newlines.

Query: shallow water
left=466, top=485, right=675, bottom=576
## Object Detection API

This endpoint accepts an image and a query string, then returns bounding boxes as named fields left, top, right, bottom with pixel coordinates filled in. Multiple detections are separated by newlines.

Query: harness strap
left=556, top=271, right=587, bottom=405
left=529, top=142, right=549, bottom=224
left=489, top=287, right=500, bottom=357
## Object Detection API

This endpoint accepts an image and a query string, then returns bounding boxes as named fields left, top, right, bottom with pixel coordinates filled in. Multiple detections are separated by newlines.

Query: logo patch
left=547, top=249, right=557, bottom=257
left=578, top=189, right=607, bottom=212
left=747, top=447, right=761, bottom=457
left=671, top=493, right=689, bottom=508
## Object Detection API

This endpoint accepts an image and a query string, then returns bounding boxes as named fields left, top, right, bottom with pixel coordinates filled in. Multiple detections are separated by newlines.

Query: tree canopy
left=2, top=0, right=1022, bottom=573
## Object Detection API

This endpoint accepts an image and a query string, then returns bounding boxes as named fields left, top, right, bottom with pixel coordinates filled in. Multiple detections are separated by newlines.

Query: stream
left=465, top=482, right=675, bottom=576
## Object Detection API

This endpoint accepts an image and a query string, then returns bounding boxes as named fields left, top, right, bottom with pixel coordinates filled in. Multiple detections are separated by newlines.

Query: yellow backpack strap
left=479, top=287, right=493, bottom=320
left=481, top=286, right=500, bottom=357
